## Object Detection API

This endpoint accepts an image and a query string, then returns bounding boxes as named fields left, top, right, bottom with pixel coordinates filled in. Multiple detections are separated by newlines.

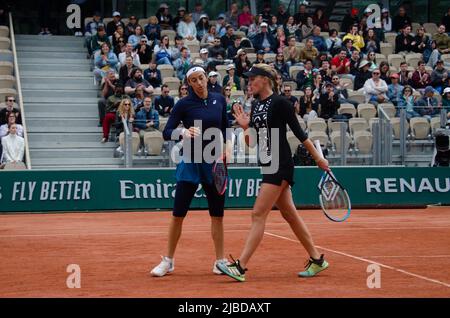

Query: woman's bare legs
left=166, top=216, right=184, bottom=258
left=211, top=216, right=225, bottom=259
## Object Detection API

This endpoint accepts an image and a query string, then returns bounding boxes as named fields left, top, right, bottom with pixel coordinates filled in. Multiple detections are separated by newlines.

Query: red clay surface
left=0, top=207, right=449, bottom=297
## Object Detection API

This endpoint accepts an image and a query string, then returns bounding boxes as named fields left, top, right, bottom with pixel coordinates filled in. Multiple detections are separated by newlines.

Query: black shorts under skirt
left=261, top=164, right=295, bottom=187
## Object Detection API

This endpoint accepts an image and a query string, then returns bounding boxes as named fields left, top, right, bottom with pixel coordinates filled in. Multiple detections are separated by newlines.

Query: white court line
left=264, top=231, right=450, bottom=289
left=362, top=255, right=450, bottom=258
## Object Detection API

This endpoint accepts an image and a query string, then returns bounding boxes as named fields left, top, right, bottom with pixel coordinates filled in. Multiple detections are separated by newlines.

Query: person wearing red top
left=330, top=49, right=350, bottom=75
left=238, top=4, right=253, bottom=29
left=411, top=60, right=432, bottom=90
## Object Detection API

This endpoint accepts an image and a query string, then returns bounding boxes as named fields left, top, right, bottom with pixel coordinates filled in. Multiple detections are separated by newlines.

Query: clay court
left=0, top=207, right=449, bottom=298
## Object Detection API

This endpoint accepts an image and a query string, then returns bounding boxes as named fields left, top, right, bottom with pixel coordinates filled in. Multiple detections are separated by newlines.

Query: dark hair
left=305, top=59, right=313, bottom=64
left=4, top=95, right=14, bottom=102
left=418, top=60, right=425, bottom=66
left=329, top=29, right=338, bottom=36
left=400, top=61, right=408, bottom=66
left=161, top=84, right=169, bottom=90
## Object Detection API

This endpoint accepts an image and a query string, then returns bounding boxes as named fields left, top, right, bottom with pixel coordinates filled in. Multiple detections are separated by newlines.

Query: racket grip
left=314, top=140, right=324, bottom=159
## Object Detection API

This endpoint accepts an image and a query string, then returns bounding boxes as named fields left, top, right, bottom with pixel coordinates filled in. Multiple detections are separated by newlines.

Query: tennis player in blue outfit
left=151, top=66, right=231, bottom=277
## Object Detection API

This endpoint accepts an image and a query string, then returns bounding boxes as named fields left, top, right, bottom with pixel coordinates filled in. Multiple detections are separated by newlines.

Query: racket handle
left=314, top=139, right=324, bottom=159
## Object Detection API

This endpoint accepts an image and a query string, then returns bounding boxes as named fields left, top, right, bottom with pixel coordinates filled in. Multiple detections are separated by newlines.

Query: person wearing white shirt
left=0, top=112, right=23, bottom=138
left=177, top=13, right=197, bottom=41
left=363, top=68, right=389, bottom=105
left=381, top=8, right=392, bottom=33
left=1, top=123, right=24, bottom=164
left=118, top=42, right=141, bottom=67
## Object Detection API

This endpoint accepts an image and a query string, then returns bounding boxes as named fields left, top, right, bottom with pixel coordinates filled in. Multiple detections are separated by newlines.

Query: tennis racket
left=212, top=157, right=229, bottom=196
left=314, top=140, right=351, bottom=222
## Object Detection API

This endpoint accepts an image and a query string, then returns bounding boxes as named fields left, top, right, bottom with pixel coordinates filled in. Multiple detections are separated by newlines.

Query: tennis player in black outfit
left=217, top=64, right=331, bottom=282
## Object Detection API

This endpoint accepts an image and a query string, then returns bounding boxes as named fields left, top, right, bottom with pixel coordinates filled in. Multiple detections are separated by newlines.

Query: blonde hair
left=118, top=99, right=135, bottom=118
left=251, top=63, right=279, bottom=93
left=148, top=16, right=158, bottom=25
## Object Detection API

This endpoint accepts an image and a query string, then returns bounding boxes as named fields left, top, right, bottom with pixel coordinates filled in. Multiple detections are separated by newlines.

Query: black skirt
left=261, top=164, right=295, bottom=187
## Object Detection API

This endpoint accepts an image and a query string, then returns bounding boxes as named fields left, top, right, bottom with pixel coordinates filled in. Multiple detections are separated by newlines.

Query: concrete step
left=17, top=46, right=86, bottom=53
left=21, top=76, right=94, bottom=85
left=19, top=64, right=91, bottom=72
left=31, top=141, right=116, bottom=149
left=23, top=96, right=99, bottom=104
left=18, top=58, right=91, bottom=65
left=27, top=125, right=103, bottom=133
left=16, top=40, right=85, bottom=48
left=20, top=70, right=93, bottom=77
left=24, top=104, right=99, bottom=112
left=30, top=148, right=114, bottom=158
left=23, top=89, right=98, bottom=98
left=16, top=34, right=84, bottom=42
left=30, top=157, right=123, bottom=166
left=31, top=164, right=123, bottom=170
left=22, top=82, right=98, bottom=90
left=18, top=51, right=88, bottom=59
left=28, top=132, right=109, bottom=143
left=28, top=118, right=100, bottom=128
left=26, top=111, right=98, bottom=118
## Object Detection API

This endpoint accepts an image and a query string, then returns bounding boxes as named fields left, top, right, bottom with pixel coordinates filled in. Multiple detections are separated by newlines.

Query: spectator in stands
left=429, top=24, right=450, bottom=67
left=332, top=75, right=358, bottom=107
left=135, top=36, right=152, bottom=64
left=392, top=6, right=412, bottom=33
left=1, top=123, right=24, bottom=165
left=300, top=38, right=319, bottom=63
left=113, top=36, right=126, bottom=56
left=94, top=43, right=119, bottom=83
left=177, top=13, right=197, bottom=41
left=301, top=17, right=314, bottom=39
left=274, top=53, right=290, bottom=81
left=221, top=25, right=236, bottom=50
left=132, top=86, right=145, bottom=111
left=196, top=14, right=210, bottom=41
left=342, top=38, right=356, bottom=58
left=173, top=47, right=192, bottom=81
left=222, top=64, right=240, bottom=90
left=248, top=14, right=263, bottom=40
left=319, top=60, right=333, bottom=83
left=128, top=25, right=144, bottom=48
left=313, top=7, right=329, bottom=32
left=90, top=25, right=110, bottom=55
left=119, top=56, right=136, bottom=87
left=254, top=50, right=266, bottom=64
left=341, top=8, right=359, bottom=34
left=364, top=29, right=380, bottom=54
left=175, top=84, right=189, bottom=104
left=411, top=61, right=432, bottom=90
left=115, top=98, right=135, bottom=138
left=156, top=3, right=174, bottom=31
left=381, top=8, right=392, bottom=33
left=331, top=49, right=350, bottom=75
left=319, top=82, right=340, bottom=120
left=223, top=86, right=233, bottom=118
left=269, top=16, right=280, bottom=35
left=441, top=88, right=450, bottom=117
left=243, top=86, right=254, bottom=113
left=170, top=35, right=188, bottom=61
left=274, top=72, right=283, bottom=95
left=111, top=25, right=128, bottom=49
left=209, top=36, right=226, bottom=61
left=154, top=84, right=175, bottom=117
left=294, top=3, right=309, bottom=25
left=216, top=14, right=228, bottom=37
left=441, top=8, right=450, bottom=33
left=284, top=16, right=300, bottom=40
left=296, top=59, right=314, bottom=90
left=274, top=27, right=288, bottom=54
left=118, top=42, right=140, bottom=66
left=144, top=16, right=161, bottom=42
left=298, top=86, right=319, bottom=121
left=135, top=96, right=159, bottom=143
left=398, top=61, right=412, bottom=86
left=349, top=50, right=362, bottom=76
left=364, top=68, right=389, bottom=105
left=412, top=26, right=430, bottom=56
left=276, top=4, right=289, bottom=26
left=226, top=2, right=240, bottom=29
left=313, top=73, right=324, bottom=97
left=395, top=25, right=415, bottom=54
left=107, top=11, right=125, bottom=37
left=99, top=70, right=119, bottom=126
left=227, top=36, right=242, bottom=60
left=366, top=51, right=378, bottom=71
left=201, top=25, right=218, bottom=48
left=85, top=12, right=103, bottom=57
left=326, top=29, right=342, bottom=56
left=398, top=85, right=420, bottom=119
left=207, top=71, right=222, bottom=94
left=143, top=62, right=162, bottom=88
left=308, top=26, right=327, bottom=52
left=417, top=86, right=440, bottom=120
left=261, top=3, right=273, bottom=24
left=379, top=61, right=391, bottom=84
left=431, top=60, right=448, bottom=94
left=0, top=96, right=21, bottom=126
left=238, top=4, right=253, bottom=31
left=354, top=60, right=372, bottom=90
left=387, top=73, right=404, bottom=106
left=153, top=35, right=172, bottom=65
left=125, top=68, right=154, bottom=97
left=125, top=15, right=139, bottom=36
left=235, top=48, right=252, bottom=81
left=0, top=110, right=23, bottom=141
left=192, top=2, right=206, bottom=24
left=283, top=36, right=301, bottom=68
left=198, top=48, right=211, bottom=69
left=173, top=7, right=186, bottom=31
left=102, top=86, right=128, bottom=142
left=281, top=84, right=299, bottom=109
left=343, top=25, right=365, bottom=52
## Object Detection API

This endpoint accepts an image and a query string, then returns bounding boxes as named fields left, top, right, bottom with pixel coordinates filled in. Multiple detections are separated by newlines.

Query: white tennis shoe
left=213, top=258, right=230, bottom=275
left=150, top=256, right=174, bottom=277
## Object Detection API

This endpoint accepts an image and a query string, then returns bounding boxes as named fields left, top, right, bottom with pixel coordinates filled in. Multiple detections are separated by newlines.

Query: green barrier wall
left=0, top=167, right=449, bottom=212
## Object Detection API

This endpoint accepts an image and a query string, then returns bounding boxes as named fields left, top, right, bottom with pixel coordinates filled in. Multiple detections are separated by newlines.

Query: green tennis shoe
left=298, top=254, right=329, bottom=277
left=216, top=255, right=247, bottom=282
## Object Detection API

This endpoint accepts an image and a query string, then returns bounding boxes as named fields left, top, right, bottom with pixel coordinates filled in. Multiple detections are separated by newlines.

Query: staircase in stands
left=16, top=35, right=122, bottom=169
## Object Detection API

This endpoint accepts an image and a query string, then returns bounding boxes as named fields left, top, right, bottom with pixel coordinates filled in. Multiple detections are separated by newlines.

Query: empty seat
left=368, top=118, right=380, bottom=133
left=185, top=40, right=200, bottom=54
left=357, top=103, right=377, bottom=121
left=308, top=130, right=329, bottom=147
left=330, top=131, right=351, bottom=153
left=157, top=64, right=175, bottom=78
left=349, top=118, right=369, bottom=135
left=441, top=54, right=450, bottom=64
left=0, top=26, right=9, bottom=38
left=424, top=66, right=433, bottom=75
left=378, top=103, right=396, bottom=118
left=329, top=22, right=340, bottom=32
left=348, top=91, right=365, bottom=104
left=158, top=117, right=169, bottom=132
left=215, top=64, right=228, bottom=80
left=430, top=116, right=442, bottom=133
left=138, top=18, right=149, bottom=28
left=289, top=65, right=304, bottom=80
left=307, top=118, right=327, bottom=132
left=390, top=117, right=409, bottom=139
left=247, top=53, right=256, bottom=63
left=264, top=53, right=276, bottom=63
left=388, top=54, right=404, bottom=69
left=375, top=53, right=387, bottom=64
left=230, top=90, right=245, bottom=101
left=339, top=77, right=354, bottom=90
left=410, top=117, right=430, bottom=139
left=380, top=43, right=393, bottom=56
left=354, top=131, right=373, bottom=154
left=287, top=131, right=302, bottom=154
left=0, top=61, right=13, bottom=75
left=291, top=90, right=304, bottom=101
left=327, top=119, right=347, bottom=133
left=338, top=103, right=356, bottom=117
left=0, top=75, right=14, bottom=89
left=0, top=49, right=13, bottom=62
left=119, top=132, right=140, bottom=155
left=405, top=54, right=422, bottom=67
left=384, top=33, right=397, bottom=47
left=0, top=37, right=10, bottom=50
left=162, top=77, right=181, bottom=91
left=233, top=30, right=246, bottom=38
left=423, top=23, right=438, bottom=35
left=144, top=131, right=164, bottom=155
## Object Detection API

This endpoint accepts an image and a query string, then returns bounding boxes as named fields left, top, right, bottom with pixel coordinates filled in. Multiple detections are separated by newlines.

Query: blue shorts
left=175, top=161, right=214, bottom=184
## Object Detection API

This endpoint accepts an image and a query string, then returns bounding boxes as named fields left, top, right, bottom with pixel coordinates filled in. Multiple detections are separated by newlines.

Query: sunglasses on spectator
left=225, top=88, right=231, bottom=91
left=124, top=103, right=131, bottom=105
left=284, top=89, right=291, bottom=92
left=373, top=72, right=380, bottom=75
left=181, top=87, right=188, bottom=90
left=8, top=99, right=15, bottom=102
left=332, top=78, right=339, bottom=80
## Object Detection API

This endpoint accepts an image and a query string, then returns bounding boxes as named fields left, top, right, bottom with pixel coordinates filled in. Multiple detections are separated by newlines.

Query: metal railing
left=122, top=118, right=133, bottom=168
left=374, top=105, right=393, bottom=166
left=8, top=12, right=31, bottom=170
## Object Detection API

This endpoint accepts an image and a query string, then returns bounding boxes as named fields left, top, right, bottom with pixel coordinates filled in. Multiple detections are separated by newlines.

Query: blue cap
left=425, top=86, right=434, bottom=94
left=257, top=49, right=265, bottom=55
